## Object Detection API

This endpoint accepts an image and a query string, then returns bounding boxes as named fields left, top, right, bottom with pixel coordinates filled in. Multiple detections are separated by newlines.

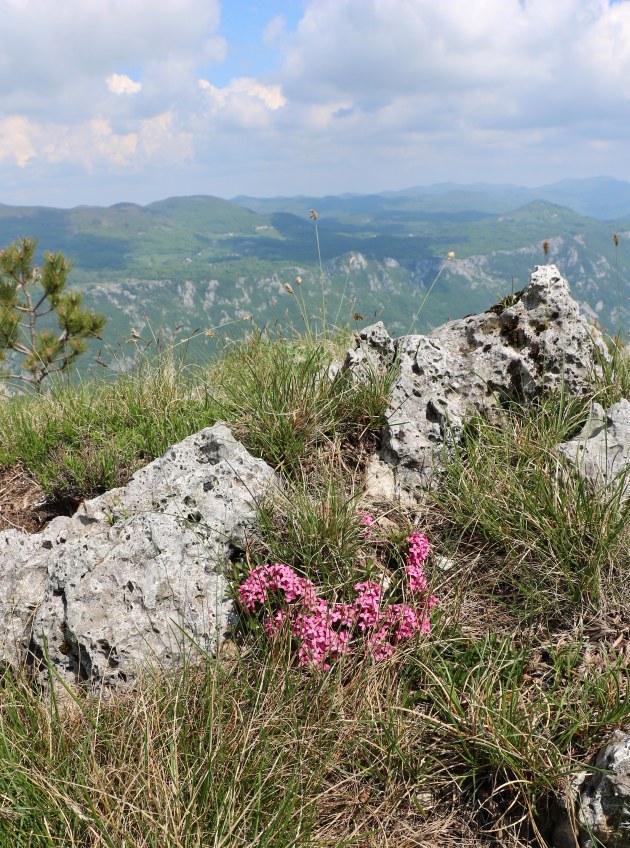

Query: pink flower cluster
left=405, top=530, right=434, bottom=596
left=237, top=528, right=436, bottom=669
left=237, top=562, right=314, bottom=609
left=358, top=510, right=375, bottom=538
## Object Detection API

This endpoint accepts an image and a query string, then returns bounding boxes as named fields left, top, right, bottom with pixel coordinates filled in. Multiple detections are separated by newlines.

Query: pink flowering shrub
left=238, top=522, right=436, bottom=669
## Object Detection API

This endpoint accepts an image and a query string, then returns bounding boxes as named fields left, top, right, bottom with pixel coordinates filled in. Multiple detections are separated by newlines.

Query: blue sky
left=1, top=0, right=629, bottom=207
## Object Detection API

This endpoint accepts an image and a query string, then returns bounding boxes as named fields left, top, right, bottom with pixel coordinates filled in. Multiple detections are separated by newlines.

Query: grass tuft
left=0, top=351, right=220, bottom=502
left=433, top=390, right=629, bottom=620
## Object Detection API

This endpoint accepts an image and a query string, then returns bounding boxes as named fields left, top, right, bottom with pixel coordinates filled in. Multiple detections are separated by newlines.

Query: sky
left=1, top=0, right=630, bottom=207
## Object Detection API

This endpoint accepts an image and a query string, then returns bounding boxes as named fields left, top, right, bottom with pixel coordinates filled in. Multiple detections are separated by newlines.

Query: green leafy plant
left=0, top=237, right=106, bottom=391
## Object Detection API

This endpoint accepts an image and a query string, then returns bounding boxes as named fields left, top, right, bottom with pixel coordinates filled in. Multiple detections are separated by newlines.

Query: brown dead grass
left=0, top=462, right=73, bottom=533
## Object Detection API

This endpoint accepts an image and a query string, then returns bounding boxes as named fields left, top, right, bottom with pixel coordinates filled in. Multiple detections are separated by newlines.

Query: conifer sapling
left=0, top=237, right=106, bottom=391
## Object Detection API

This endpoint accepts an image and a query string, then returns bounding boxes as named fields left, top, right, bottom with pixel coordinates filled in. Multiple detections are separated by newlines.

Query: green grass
left=0, top=324, right=628, bottom=846
left=403, top=631, right=629, bottom=841
left=432, top=390, right=629, bottom=618
left=251, top=470, right=369, bottom=593
left=0, top=352, right=221, bottom=501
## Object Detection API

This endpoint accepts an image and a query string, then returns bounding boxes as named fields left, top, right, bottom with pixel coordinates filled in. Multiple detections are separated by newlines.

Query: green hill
left=0, top=190, right=627, bottom=362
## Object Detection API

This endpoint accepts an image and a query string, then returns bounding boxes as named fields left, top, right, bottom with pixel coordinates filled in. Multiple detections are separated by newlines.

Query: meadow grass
left=0, top=322, right=628, bottom=847
left=0, top=351, right=220, bottom=502
left=433, top=391, right=629, bottom=618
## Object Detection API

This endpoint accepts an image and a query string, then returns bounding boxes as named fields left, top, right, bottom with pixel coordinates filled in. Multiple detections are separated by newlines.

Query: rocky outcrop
left=342, top=321, right=397, bottom=382
left=0, top=264, right=619, bottom=689
left=0, top=423, right=276, bottom=687
left=552, top=727, right=630, bottom=848
left=342, top=265, right=609, bottom=499
left=556, top=399, right=630, bottom=504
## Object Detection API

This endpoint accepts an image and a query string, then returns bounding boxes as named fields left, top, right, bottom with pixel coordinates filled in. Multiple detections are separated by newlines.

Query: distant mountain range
left=0, top=176, right=628, bottom=369
left=233, top=176, right=630, bottom=221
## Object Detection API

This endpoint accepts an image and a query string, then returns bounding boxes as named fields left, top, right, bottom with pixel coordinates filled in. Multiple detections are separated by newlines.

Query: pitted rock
left=0, top=516, right=73, bottom=669
left=551, top=728, right=630, bottom=847
left=32, top=512, right=233, bottom=687
left=579, top=728, right=630, bottom=847
left=0, top=423, right=276, bottom=687
left=556, top=399, right=630, bottom=504
left=345, top=265, right=608, bottom=500
left=342, top=321, right=397, bottom=383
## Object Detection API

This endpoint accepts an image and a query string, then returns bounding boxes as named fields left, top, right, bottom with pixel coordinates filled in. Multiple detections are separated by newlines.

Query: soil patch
left=0, top=463, right=78, bottom=533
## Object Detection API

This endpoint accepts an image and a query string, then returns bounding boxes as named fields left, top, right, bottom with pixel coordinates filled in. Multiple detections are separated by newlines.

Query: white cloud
left=0, top=0, right=224, bottom=108
left=278, top=0, right=630, bottom=132
left=0, top=0, right=216, bottom=174
left=106, top=74, right=142, bottom=95
left=197, top=77, right=287, bottom=129
left=87, top=117, right=138, bottom=165
left=4, top=0, right=630, bottom=204
left=0, top=112, right=193, bottom=170
left=262, top=14, right=286, bottom=46
left=136, top=111, right=193, bottom=163
left=199, top=77, right=286, bottom=110
left=0, top=116, right=38, bottom=167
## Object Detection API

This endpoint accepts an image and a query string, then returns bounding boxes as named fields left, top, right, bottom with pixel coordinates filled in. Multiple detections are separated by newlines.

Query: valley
left=0, top=178, right=628, bottom=371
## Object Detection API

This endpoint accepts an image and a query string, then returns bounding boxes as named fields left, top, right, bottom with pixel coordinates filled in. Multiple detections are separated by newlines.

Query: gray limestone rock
left=343, top=265, right=608, bottom=499
left=0, top=423, right=276, bottom=687
left=342, top=321, right=397, bottom=382
left=31, top=512, right=231, bottom=686
left=363, top=454, right=397, bottom=503
left=0, top=516, right=73, bottom=670
left=551, top=728, right=630, bottom=848
left=556, top=399, right=630, bottom=504
left=579, top=728, right=630, bottom=847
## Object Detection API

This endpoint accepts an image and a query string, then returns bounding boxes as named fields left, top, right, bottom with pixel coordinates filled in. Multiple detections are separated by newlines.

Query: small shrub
left=0, top=237, right=105, bottom=391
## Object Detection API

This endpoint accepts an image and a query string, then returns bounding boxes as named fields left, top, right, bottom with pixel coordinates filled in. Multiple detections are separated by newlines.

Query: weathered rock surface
left=556, top=399, right=630, bottom=503
left=0, top=423, right=276, bottom=687
left=551, top=728, right=630, bottom=848
left=343, top=321, right=397, bottom=382
left=343, top=265, right=608, bottom=500
left=579, top=728, right=630, bottom=848
left=0, top=521, right=57, bottom=669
